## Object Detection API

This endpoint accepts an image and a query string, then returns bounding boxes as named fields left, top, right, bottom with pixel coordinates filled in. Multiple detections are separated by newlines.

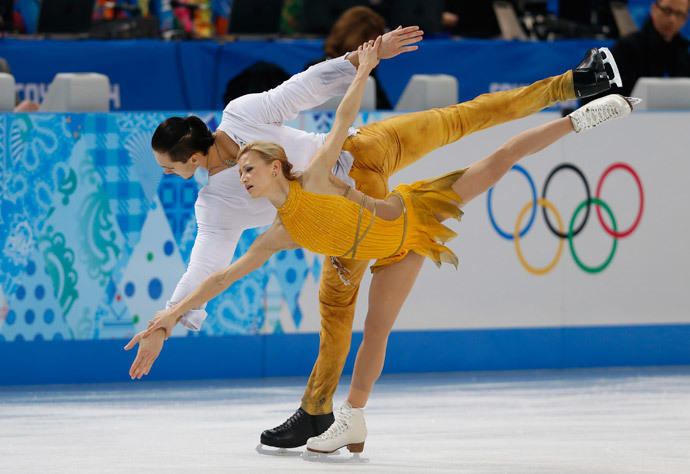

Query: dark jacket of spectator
left=610, top=18, right=690, bottom=97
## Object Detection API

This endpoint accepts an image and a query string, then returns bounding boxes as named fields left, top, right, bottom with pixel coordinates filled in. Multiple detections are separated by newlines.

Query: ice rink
left=2, top=367, right=690, bottom=473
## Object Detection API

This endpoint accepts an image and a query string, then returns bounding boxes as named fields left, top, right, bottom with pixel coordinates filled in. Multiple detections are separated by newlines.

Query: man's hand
left=378, top=25, right=423, bottom=60
left=346, top=25, right=423, bottom=68
left=124, top=327, right=166, bottom=379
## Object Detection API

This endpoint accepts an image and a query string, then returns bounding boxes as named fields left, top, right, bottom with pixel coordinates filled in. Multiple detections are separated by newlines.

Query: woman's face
left=238, top=151, right=276, bottom=198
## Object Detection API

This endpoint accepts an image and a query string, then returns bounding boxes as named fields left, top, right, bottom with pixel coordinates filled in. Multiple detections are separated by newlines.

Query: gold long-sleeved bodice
left=277, top=169, right=466, bottom=273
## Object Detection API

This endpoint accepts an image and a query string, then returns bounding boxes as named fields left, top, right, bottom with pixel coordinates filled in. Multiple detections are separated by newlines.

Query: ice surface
left=1, top=367, right=689, bottom=473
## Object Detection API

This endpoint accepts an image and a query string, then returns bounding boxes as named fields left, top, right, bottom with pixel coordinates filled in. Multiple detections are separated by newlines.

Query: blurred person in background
left=279, top=0, right=302, bottom=34
left=600, top=0, right=690, bottom=97
left=305, top=6, right=393, bottom=109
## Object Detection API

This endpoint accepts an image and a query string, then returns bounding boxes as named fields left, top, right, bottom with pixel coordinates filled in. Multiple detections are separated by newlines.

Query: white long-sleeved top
left=166, top=56, right=359, bottom=330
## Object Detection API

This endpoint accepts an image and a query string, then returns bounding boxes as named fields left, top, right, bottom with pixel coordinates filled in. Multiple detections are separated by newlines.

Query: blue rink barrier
left=0, top=38, right=608, bottom=111
left=2, top=110, right=690, bottom=386
left=1, top=324, right=690, bottom=385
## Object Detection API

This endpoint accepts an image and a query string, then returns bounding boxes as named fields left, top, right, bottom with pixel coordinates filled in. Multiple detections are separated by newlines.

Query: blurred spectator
left=211, top=0, right=230, bottom=36
left=608, top=0, right=690, bottom=96
left=93, top=0, right=148, bottom=20
left=14, top=0, right=39, bottom=34
left=441, top=0, right=500, bottom=38
left=171, top=0, right=213, bottom=38
left=150, top=0, right=227, bottom=37
left=280, top=0, right=303, bottom=34
left=304, top=6, right=392, bottom=109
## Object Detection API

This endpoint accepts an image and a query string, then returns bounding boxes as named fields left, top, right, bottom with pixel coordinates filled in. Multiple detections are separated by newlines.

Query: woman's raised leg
left=452, top=116, right=575, bottom=206
left=452, top=94, right=634, bottom=206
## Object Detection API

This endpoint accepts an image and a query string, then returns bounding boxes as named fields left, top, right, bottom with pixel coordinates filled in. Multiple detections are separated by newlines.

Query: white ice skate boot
left=569, top=94, right=639, bottom=133
left=305, top=401, right=367, bottom=454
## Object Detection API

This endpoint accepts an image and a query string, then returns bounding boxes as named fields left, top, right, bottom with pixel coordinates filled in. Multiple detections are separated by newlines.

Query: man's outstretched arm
left=165, top=225, right=244, bottom=331
left=226, top=26, right=423, bottom=125
left=142, top=218, right=297, bottom=339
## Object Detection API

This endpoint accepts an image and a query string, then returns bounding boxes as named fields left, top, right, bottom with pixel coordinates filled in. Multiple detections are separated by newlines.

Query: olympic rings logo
left=486, top=162, right=644, bottom=275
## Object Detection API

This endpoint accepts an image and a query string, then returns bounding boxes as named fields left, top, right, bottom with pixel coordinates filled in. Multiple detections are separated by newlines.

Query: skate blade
left=598, top=47, right=622, bottom=88
left=302, top=450, right=368, bottom=464
left=625, top=97, right=643, bottom=107
left=255, top=444, right=303, bottom=457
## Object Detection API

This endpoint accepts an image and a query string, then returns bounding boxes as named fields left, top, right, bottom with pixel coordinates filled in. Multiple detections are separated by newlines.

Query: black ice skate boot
left=256, top=408, right=335, bottom=455
left=572, top=47, right=622, bottom=98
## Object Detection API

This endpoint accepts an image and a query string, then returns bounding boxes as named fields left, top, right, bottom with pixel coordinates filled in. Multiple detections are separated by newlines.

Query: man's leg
left=302, top=257, right=370, bottom=415
left=345, top=48, right=618, bottom=178
left=345, top=71, right=576, bottom=180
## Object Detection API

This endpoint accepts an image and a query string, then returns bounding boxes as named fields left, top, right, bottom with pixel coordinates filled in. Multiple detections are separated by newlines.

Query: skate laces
left=314, top=405, right=353, bottom=440
left=572, top=96, right=631, bottom=132
left=274, top=409, right=305, bottom=432
left=585, top=102, right=621, bottom=127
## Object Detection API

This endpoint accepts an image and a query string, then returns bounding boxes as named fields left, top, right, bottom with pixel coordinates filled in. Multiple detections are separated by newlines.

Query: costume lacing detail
left=330, top=257, right=353, bottom=286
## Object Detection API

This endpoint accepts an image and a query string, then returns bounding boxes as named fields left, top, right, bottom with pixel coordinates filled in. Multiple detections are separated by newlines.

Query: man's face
left=651, top=0, right=689, bottom=42
left=154, top=150, right=198, bottom=180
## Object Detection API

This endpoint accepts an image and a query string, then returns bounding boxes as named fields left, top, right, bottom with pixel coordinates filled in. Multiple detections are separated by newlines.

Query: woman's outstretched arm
left=139, top=217, right=297, bottom=339
left=304, top=38, right=381, bottom=183
left=124, top=230, right=279, bottom=378
left=124, top=221, right=289, bottom=379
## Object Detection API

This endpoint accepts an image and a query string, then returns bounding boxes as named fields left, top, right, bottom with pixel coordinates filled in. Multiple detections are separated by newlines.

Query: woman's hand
left=142, top=308, right=178, bottom=340
left=358, top=36, right=381, bottom=73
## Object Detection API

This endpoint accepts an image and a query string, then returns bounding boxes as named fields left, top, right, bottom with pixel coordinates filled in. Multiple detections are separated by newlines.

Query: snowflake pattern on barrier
left=0, top=110, right=384, bottom=341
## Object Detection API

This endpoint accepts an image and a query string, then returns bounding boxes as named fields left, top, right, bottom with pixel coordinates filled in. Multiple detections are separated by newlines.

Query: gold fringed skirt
left=370, top=169, right=465, bottom=273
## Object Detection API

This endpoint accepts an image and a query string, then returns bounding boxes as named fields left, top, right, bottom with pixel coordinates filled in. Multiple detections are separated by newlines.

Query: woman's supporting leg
left=452, top=116, right=575, bottom=206
left=347, top=251, right=426, bottom=408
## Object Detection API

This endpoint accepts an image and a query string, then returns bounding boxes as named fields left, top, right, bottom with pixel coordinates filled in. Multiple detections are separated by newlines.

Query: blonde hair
left=237, top=141, right=299, bottom=180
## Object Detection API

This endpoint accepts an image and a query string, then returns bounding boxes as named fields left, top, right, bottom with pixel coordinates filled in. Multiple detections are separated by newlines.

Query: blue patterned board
left=0, top=111, right=353, bottom=342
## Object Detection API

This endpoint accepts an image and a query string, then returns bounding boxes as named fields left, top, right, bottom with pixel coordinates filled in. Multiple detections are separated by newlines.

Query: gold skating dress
left=277, top=169, right=466, bottom=274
